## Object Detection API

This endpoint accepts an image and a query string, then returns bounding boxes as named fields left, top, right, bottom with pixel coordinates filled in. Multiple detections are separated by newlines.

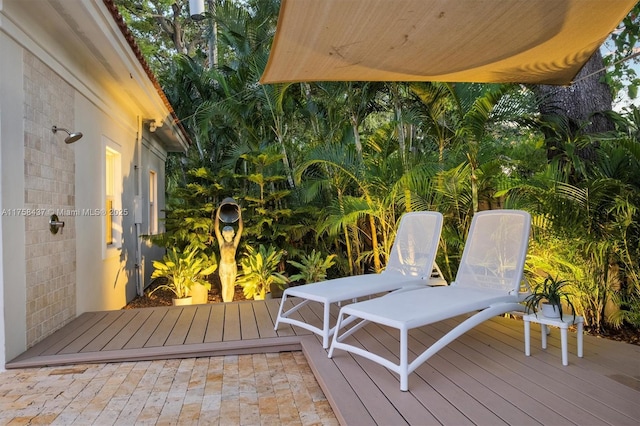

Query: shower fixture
left=52, top=126, right=83, bottom=144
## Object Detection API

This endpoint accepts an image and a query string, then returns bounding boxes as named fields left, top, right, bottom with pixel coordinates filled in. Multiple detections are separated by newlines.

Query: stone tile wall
left=23, top=51, right=76, bottom=346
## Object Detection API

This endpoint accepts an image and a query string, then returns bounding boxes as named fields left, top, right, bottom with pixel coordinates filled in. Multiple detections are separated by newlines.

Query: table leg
left=561, top=327, right=568, bottom=366
left=524, top=319, right=531, bottom=356
left=541, top=324, right=548, bottom=349
left=577, top=321, right=583, bottom=358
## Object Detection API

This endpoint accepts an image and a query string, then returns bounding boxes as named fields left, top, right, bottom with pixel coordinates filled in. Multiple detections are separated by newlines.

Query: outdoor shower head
left=52, top=126, right=83, bottom=144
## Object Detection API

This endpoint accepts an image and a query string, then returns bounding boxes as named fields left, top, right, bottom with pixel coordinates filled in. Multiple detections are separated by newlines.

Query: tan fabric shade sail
left=260, top=0, right=637, bottom=85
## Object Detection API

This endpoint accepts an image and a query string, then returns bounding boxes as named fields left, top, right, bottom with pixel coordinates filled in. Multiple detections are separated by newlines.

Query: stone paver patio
left=0, top=352, right=338, bottom=425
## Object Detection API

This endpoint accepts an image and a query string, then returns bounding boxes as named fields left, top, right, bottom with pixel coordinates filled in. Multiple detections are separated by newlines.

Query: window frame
left=149, top=169, right=158, bottom=235
left=103, top=138, right=122, bottom=258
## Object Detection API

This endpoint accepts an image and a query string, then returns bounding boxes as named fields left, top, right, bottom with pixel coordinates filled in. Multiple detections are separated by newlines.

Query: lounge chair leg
left=274, top=293, right=287, bottom=331
left=400, top=328, right=409, bottom=391
left=322, top=302, right=331, bottom=349
left=328, top=312, right=343, bottom=358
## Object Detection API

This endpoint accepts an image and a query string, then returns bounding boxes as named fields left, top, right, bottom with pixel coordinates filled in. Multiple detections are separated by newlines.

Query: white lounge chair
left=328, top=209, right=531, bottom=391
left=274, top=211, right=445, bottom=348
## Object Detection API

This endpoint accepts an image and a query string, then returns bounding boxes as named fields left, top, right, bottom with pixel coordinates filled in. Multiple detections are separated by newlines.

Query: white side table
left=523, top=312, right=584, bottom=365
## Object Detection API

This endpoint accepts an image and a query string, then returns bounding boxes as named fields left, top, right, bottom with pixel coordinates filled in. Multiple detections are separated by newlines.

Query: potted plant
left=523, top=275, right=576, bottom=320
left=189, top=250, right=217, bottom=304
left=236, top=244, right=289, bottom=300
left=287, top=249, right=337, bottom=284
left=149, top=246, right=217, bottom=305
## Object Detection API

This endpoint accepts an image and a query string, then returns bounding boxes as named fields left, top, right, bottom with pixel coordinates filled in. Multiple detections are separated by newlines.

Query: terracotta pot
left=172, top=296, right=193, bottom=306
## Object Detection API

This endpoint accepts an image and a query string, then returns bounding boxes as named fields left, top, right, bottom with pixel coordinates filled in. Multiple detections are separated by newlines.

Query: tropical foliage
left=287, top=250, right=337, bottom=284
left=236, top=245, right=288, bottom=300
left=149, top=245, right=218, bottom=299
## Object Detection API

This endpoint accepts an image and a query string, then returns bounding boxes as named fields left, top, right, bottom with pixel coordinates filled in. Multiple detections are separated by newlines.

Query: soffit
left=2, top=0, right=188, bottom=151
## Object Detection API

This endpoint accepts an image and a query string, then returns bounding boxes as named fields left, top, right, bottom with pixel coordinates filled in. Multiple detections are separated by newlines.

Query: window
left=104, top=140, right=122, bottom=254
left=105, top=149, right=116, bottom=245
left=149, top=170, right=158, bottom=234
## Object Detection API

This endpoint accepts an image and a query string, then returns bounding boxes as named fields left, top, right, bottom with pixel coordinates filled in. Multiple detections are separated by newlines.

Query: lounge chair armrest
left=514, top=278, right=532, bottom=302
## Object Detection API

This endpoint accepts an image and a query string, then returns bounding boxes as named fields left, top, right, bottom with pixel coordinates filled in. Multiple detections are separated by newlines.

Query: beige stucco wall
left=140, top=134, right=168, bottom=287
left=73, top=95, right=138, bottom=312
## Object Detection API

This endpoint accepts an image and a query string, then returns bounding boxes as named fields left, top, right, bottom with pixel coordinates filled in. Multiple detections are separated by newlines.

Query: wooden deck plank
left=58, top=311, right=126, bottom=355
left=485, top=317, right=640, bottom=392
left=80, top=310, right=142, bottom=353
left=350, top=322, right=475, bottom=425
left=6, top=336, right=303, bottom=369
left=7, top=312, right=101, bottom=363
left=184, top=305, right=213, bottom=345
left=239, top=302, right=260, bottom=340
left=222, top=303, right=241, bottom=341
left=342, top=326, right=443, bottom=426
left=144, top=307, right=183, bottom=347
left=328, top=337, right=410, bottom=425
left=405, top=325, right=540, bottom=426
left=294, top=298, right=326, bottom=332
left=379, top=327, right=503, bottom=426
left=319, top=309, right=419, bottom=426
left=165, top=306, right=198, bottom=346
left=204, top=303, right=225, bottom=343
left=269, top=298, right=299, bottom=337
left=408, top=320, right=565, bottom=425
left=253, top=299, right=279, bottom=339
left=445, top=317, right=640, bottom=422
left=301, top=336, right=376, bottom=426
left=123, top=308, right=169, bottom=349
left=461, top=316, right=638, bottom=408
left=485, top=317, right=640, bottom=406
left=425, top=317, right=632, bottom=424
left=481, top=318, right=640, bottom=402
left=39, top=312, right=110, bottom=356
left=101, top=309, right=155, bottom=351
left=423, top=319, right=584, bottom=424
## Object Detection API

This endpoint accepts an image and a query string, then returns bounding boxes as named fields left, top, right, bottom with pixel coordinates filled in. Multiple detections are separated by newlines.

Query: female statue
left=215, top=204, right=243, bottom=302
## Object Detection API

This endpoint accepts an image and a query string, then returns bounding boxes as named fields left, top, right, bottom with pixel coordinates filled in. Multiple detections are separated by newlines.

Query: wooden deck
left=7, top=298, right=640, bottom=425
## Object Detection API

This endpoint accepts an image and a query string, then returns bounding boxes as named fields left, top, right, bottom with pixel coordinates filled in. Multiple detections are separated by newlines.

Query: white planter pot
left=540, top=303, right=561, bottom=318
left=172, top=296, right=193, bottom=306
left=253, top=291, right=272, bottom=301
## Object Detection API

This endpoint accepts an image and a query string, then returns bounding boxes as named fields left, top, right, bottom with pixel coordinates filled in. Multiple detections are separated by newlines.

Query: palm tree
left=500, top=107, right=640, bottom=330
left=409, top=82, right=456, bottom=164
left=449, top=84, right=514, bottom=213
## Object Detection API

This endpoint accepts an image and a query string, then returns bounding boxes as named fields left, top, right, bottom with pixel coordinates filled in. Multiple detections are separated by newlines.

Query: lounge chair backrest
left=453, top=210, right=531, bottom=294
left=384, top=211, right=443, bottom=279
